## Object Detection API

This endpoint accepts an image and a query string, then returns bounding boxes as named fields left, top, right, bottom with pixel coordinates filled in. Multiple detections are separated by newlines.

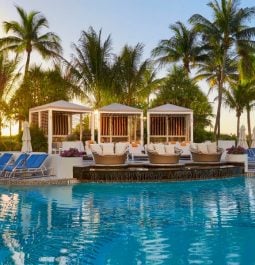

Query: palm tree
left=222, top=84, right=247, bottom=138
left=190, top=0, right=255, bottom=139
left=112, top=43, right=150, bottom=106
left=70, top=27, right=113, bottom=108
left=0, top=5, right=62, bottom=78
left=152, top=21, right=204, bottom=74
left=0, top=52, right=19, bottom=135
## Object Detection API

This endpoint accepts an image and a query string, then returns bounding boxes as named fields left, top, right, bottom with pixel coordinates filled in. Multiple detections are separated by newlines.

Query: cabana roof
left=99, top=103, right=142, bottom=114
left=148, top=104, right=192, bottom=113
left=29, top=100, right=92, bottom=113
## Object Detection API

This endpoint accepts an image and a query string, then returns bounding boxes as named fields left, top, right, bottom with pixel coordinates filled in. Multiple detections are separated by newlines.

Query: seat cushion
left=197, top=143, right=209, bottom=154
left=147, top=144, right=155, bottom=152
left=207, top=142, right=217, bottom=154
left=90, top=144, right=103, bottom=155
left=165, top=145, right=175, bottom=154
left=115, top=143, right=128, bottom=155
left=102, top=143, right=114, bottom=155
left=154, top=144, right=165, bottom=155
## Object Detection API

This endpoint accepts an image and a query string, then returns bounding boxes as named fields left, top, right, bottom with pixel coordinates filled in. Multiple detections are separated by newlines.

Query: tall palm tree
left=152, top=21, right=204, bottom=74
left=70, top=27, right=113, bottom=108
left=0, top=5, right=62, bottom=78
left=0, top=52, right=19, bottom=135
left=112, top=43, right=150, bottom=106
left=222, top=84, right=247, bottom=138
left=190, top=0, right=255, bottom=139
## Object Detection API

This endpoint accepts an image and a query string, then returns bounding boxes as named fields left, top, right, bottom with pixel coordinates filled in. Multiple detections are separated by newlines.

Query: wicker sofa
left=146, top=144, right=182, bottom=164
left=147, top=151, right=181, bottom=164
left=190, top=143, right=224, bottom=162
left=91, top=143, right=128, bottom=165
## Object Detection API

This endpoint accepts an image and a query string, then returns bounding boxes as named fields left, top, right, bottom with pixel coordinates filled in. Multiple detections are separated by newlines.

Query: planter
left=226, top=154, right=248, bottom=172
left=56, top=157, right=83, bottom=178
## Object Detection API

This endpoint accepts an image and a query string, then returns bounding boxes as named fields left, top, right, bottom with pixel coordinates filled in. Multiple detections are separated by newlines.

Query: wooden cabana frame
left=98, top=103, right=144, bottom=145
left=29, top=100, right=94, bottom=154
left=147, top=104, right=193, bottom=143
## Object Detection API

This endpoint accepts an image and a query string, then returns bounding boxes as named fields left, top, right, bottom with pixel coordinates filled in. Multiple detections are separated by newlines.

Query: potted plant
left=57, top=148, right=84, bottom=178
left=226, top=146, right=247, bottom=172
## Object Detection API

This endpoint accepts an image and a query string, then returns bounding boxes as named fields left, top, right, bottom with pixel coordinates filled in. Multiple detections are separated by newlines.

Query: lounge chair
left=3, top=153, right=48, bottom=178
left=190, top=143, right=224, bottom=162
left=0, top=153, right=29, bottom=177
left=147, top=144, right=182, bottom=164
left=0, top=153, right=13, bottom=171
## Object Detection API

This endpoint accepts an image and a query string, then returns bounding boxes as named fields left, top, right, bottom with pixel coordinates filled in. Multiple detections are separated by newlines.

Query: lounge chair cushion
left=102, top=143, right=114, bottom=155
left=154, top=144, right=165, bottom=155
left=197, top=143, right=209, bottom=154
left=90, top=144, right=103, bottom=155
left=165, top=145, right=175, bottom=154
left=207, top=142, right=217, bottom=154
left=115, top=143, right=128, bottom=155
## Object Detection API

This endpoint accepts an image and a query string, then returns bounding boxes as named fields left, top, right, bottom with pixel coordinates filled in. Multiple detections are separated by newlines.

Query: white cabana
left=147, top=104, right=193, bottom=143
left=97, top=103, right=144, bottom=145
left=29, top=100, right=94, bottom=154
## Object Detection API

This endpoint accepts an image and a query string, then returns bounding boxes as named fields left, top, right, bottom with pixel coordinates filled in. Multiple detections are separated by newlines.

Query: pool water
left=1, top=177, right=255, bottom=264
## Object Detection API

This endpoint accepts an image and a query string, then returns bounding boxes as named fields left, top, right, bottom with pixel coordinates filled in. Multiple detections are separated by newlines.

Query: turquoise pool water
left=0, top=177, right=255, bottom=264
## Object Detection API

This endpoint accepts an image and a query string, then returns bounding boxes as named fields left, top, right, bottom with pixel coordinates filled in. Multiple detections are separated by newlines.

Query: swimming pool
left=0, top=177, right=255, bottom=264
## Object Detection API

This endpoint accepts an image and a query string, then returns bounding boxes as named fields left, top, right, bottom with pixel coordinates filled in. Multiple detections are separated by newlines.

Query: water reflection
left=0, top=177, right=255, bottom=264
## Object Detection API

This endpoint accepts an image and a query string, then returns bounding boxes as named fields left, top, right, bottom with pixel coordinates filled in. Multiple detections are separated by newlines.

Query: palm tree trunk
left=214, top=82, right=222, bottom=140
left=247, top=106, right=252, bottom=147
left=236, top=113, right=240, bottom=139
left=214, top=53, right=226, bottom=140
left=24, top=51, right=31, bottom=79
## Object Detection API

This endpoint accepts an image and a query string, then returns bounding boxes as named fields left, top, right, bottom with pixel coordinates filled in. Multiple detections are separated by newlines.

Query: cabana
left=29, top=100, right=94, bottom=154
left=98, top=103, right=144, bottom=145
left=147, top=104, right=193, bottom=143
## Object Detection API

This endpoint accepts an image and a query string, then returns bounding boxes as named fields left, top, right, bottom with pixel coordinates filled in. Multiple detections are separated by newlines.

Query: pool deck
left=0, top=160, right=251, bottom=186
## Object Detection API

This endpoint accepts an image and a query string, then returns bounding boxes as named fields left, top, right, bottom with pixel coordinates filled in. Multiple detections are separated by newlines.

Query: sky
left=0, top=0, right=255, bottom=135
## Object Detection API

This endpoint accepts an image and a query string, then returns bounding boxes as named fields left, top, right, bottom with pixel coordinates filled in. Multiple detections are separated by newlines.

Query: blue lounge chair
left=0, top=153, right=29, bottom=177
left=4, top=153, right=48, bottom=178
left=247, top=148, right=255, bottom=161
left=0, top=153, right=13, bottom=171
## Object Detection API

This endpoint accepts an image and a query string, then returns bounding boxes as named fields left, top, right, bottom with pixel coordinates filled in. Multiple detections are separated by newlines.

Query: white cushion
left=197, top=143, right=208, bottom=154
left=90, top=144, right=103, bottom=155
left=207, top=142, right=217, bottom=154
left=102, top=143, right=114, bottom=155
left=154, top=144, right=165, bottom=155
left=147, top=144, right=155, bottom=152
left=190, top=143, right=197, bottom=150
left=165, top=145, right=175, bottom=154
left=115, top=143, right=128, bottom=155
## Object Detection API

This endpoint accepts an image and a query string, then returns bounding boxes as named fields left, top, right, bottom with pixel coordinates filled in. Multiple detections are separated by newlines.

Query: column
left=48, top=110, right=53, bottom=154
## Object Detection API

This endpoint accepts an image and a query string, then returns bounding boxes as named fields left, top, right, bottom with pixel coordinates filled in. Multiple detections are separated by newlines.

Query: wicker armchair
left=92, top=152, right=127, bottom=165
left=190, top=147, right=224, bottom=162
left=147, top=148, right=182, bottom=164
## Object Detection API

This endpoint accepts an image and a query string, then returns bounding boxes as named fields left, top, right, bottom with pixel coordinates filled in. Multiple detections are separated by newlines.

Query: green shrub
left=18, top=125, right=48, bottom=152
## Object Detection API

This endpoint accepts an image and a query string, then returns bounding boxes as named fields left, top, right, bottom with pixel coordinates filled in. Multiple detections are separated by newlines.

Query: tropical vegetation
left=0, top=0, right=255, bottom=148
